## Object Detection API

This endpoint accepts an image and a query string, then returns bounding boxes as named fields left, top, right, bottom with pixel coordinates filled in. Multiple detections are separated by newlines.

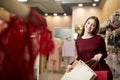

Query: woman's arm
left=99, top=36, right=107, bottom=58
left=92, top=36, right=107, bottom=61
left=0, top=0, right=30, bottom=21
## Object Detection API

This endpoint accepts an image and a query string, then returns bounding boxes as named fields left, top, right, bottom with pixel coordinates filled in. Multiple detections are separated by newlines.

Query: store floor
left=40, top=67, right=65, bottom=80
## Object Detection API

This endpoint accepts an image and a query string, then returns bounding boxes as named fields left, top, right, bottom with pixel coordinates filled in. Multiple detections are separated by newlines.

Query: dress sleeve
left=99, top=36, right=107, bottom=58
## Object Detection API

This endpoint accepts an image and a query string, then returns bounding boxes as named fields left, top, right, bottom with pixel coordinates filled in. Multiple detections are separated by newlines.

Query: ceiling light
left=92, top=4, right=96, bottom=6
left=94, top=0, right=99, bottom=2
left=53, top=13, right=57, bottom=16
left=45, top=13, right=48, bottom=16
left=18, top=0, right=27, bottom=2
left=63, top=13, right=67, bottom=16
left=78, top=4, right=83, bottom=7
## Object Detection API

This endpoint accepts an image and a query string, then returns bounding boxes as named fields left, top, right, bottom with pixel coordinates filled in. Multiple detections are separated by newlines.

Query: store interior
left=29, top=0, right=120, bottom=80
left=18, top=0, right=120, bottom=80
left=31, top=0, right=120, bottom=80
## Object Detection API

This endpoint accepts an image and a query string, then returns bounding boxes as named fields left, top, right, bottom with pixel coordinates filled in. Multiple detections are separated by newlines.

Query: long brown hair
left=79, top=16, right=100, bottom=37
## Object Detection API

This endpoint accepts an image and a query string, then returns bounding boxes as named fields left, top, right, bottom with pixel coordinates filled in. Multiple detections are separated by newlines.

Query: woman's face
left=84, top=18, right=96, bottom=34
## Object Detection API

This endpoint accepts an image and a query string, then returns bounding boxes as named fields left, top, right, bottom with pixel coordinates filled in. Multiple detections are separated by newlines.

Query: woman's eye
left=92, top=24, right=96, bottom=27
left=87, top=22, right=90, bottom=24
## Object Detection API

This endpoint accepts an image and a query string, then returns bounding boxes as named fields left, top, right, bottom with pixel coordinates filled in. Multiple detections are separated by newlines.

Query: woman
left=66, top=16, right=113, bottom=80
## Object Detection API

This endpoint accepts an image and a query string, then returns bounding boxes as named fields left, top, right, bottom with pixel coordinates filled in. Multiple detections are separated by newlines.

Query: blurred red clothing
left=0, top=8, right=54, bottom=80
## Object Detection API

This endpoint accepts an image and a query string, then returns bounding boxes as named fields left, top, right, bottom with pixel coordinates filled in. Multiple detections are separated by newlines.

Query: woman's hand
left=0, top=20, right=8, bottom=34
left=0, top=0, right=30, bottom=21
left=0, top=8, right=10, bottom=22
left=92, top=53, right=102, bottom=61
left=66, top=65, right=73, bottom=72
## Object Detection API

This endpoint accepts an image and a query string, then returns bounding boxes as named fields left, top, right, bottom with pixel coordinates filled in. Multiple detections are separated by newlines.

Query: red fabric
left=76, top=35, right=107, bottom=62
left=95, top=70, right=109, bottom=80
left=39, top=28, right=54, bottom=56
left=29, top=8, right=47, bottom=30
left=0, top=16, right=30, bottom=80
left=75, top=35, right=112, bottom=72
left=0, top=8, right=54, bottom=80
left=29, top=8, right=54, bottom=56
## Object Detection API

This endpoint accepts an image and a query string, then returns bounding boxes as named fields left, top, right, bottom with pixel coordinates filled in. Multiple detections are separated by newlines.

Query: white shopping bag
left=61, top=60, right=97, bottom=80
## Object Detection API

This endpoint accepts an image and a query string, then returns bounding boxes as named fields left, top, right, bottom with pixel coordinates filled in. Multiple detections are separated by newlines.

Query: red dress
left=0, top=8, right=54, bottom=80
left=75, top=35, right=113, bottom=80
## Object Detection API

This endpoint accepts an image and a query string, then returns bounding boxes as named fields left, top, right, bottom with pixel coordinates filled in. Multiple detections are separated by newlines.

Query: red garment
left=0, top=16, right=30, bottom=80
left=75, top=35, right=113, bottom=80
left=29, top=8, right=54, bottom=56
left=0, top=8, right=54, bottom=80
left=39, top=28, right=54, bottom=56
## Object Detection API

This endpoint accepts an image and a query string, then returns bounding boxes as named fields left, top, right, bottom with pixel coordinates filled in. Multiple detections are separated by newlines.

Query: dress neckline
left=81, top=35, right=96, bottom=40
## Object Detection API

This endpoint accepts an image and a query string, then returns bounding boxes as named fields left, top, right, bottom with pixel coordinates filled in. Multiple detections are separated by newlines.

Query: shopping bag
left=85, top=59, right=98, bottom=70
left=95, top=70, right=108, bottom=80
left=61, top=60, right=97, bottom=80
left=85, top=59, right=109, bottom=80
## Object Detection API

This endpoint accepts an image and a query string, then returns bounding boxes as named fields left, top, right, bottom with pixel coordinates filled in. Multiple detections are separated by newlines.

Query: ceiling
left=21, top=0, right=106, bottom=15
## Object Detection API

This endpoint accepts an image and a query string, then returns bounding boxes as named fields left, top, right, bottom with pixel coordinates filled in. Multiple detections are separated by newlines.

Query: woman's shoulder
left=96, top=35, right=104, bottom=38
left=95, top=35, right=104, bottom=41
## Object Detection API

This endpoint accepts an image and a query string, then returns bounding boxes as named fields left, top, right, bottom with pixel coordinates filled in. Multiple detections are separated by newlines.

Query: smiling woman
left=66, top=16, right=113, bottom=80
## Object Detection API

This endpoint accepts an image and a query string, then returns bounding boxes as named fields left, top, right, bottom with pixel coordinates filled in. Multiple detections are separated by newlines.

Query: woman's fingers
left=92, top=53, right=102, bottom=61
left=66, top=65, right=73, bottom=72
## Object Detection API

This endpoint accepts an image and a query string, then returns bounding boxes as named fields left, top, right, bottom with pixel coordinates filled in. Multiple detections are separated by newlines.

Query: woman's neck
left=82, top=33, right=94, bottom=39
